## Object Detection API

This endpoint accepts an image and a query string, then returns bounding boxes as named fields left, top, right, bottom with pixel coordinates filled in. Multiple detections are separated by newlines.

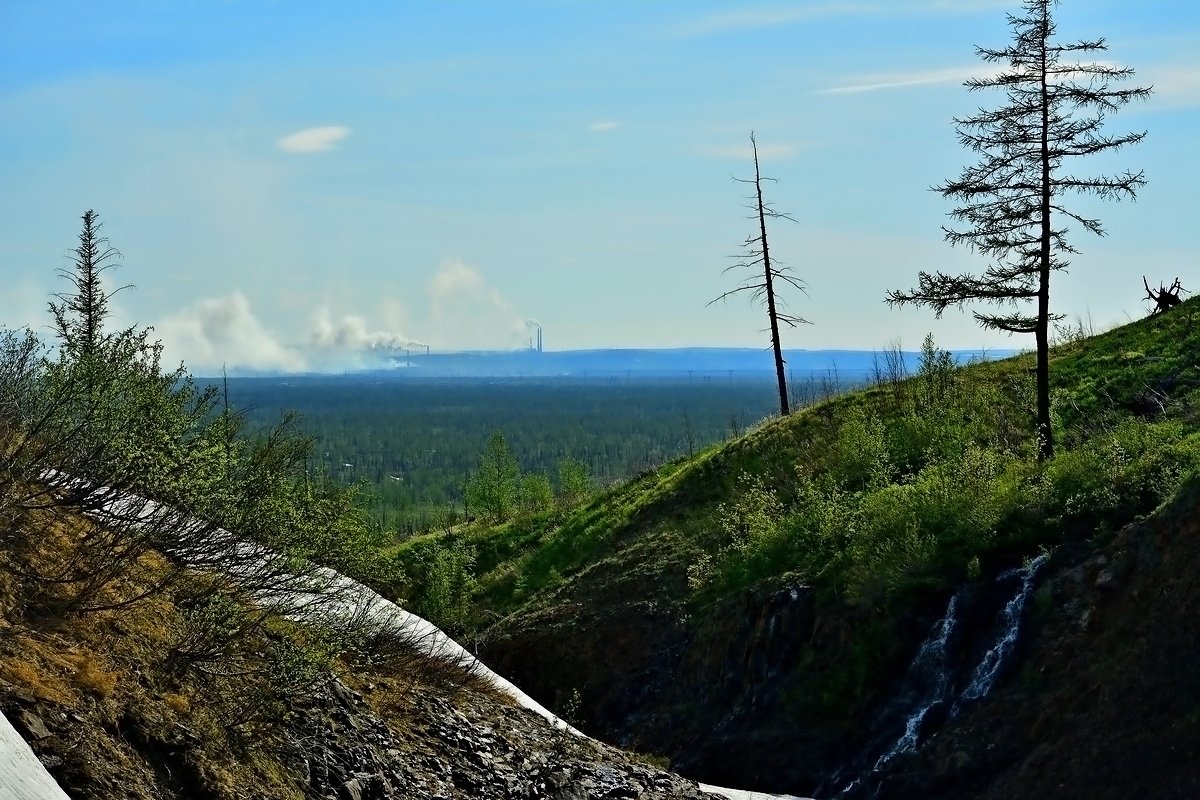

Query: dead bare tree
left=1143, top=276, right=1185, bottom=314
left=710, top=132, right=809, bottom=416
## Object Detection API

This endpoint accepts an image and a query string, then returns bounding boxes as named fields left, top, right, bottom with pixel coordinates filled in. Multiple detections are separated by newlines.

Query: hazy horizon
left=3, top=1, right=1196, bottom=374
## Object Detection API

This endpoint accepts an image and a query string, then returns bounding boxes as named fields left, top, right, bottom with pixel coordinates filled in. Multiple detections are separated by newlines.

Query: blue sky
left=2, top=0, right=1197, bottom=372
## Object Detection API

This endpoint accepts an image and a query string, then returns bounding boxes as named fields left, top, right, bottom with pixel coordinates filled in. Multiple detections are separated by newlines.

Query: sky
left=1, top=0, right=1198, bottom=373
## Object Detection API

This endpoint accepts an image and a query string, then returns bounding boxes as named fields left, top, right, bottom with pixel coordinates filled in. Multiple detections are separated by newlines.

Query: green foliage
left=521, top=473, right=556, bottom=514
left=1, top=211, right=387, bottom=624
left=404, top=538, right=478, bottom=634
left=466, top=431, right=522, bottom=522
left=1044, top=419, right=1200, bottom=531
left=557, top=457, right=592, bottom=507
left=826, top=407, right=892, bottom=491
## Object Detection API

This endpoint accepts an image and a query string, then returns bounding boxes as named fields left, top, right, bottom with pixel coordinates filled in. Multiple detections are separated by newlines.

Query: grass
left=382, top=299, right=1200, bottom=730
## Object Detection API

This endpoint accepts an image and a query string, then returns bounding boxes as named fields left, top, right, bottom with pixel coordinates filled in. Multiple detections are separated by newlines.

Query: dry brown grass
left=0, top=475, right=512, bottom=799
left=0, top=656, right=76, bottom=705
left=70, top=653, right=118, bottom=698
left=0, top=498, right=313, bottom=798
left=162, top=691, right=191, bottom=715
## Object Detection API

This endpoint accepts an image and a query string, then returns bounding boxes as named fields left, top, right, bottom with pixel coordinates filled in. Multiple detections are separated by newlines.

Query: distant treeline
left=218, top=373, right=865, bottom=533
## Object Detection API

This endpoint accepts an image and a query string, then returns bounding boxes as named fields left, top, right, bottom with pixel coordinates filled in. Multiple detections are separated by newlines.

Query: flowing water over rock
left=829, top=555, right=1049, bottom=798
left=956, top=554, right=1048, bottom=705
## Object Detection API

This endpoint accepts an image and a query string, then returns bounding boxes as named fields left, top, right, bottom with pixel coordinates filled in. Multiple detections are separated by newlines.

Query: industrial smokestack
left=537, top=325, right=542, bottom=353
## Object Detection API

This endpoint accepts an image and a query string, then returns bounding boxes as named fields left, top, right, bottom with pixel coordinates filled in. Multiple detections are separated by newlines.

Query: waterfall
left=957, top=553, right=1048, bottom=705
left=871, top=593, right=960, bottom=771
left=834, top=553, right=1049, bottom=797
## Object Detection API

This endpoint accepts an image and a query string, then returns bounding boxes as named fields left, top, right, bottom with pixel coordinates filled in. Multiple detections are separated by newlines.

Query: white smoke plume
left=155, top=291, right=306, bottom=374
left=428, top=258, right=527, bottom=349
left=310, top=310, right=427, bottom=352
left=156, top=294, right=428, bottom=375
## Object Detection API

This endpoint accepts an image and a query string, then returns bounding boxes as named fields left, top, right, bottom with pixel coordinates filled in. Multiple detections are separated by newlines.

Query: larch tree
left=886, top=0, right=1150, bottom=459
left=711, top=132, right=809, bottom=416
left=49, top=209, right=129, bottom=361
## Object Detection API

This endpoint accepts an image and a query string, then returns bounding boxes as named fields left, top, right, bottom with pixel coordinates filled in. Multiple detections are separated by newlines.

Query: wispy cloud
left=276, top=125, right=351, bottom=154
left=427, top=258, right=528, bottom=349
left=821, top=64, right=995, bottom=94
left=672, top=1, right=1011, bottom=37
left=1142, top=63, right=1200, bottom=109
left=700, top=141, right=801, bottom=161
left=587, top=120, right=620, bottom=132
left=822, top=59, right=1175, bottom=96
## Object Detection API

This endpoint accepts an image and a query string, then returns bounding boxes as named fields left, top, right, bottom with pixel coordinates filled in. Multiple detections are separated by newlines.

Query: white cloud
left=822, top=60, right=1165, bottom=96
left=821, top=64, right=995, bottom=94
left=588, top=120, right=620, bottom=132
left=276, top=125, right=351, bottom=153
left=1142, top=63, right=1200, bottom=109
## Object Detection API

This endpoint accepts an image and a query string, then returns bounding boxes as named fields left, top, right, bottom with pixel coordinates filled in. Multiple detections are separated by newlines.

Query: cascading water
left=871, top=593, right=960, bottom=771
left=956, top=553, right=1048, bottom=705
left=832, top=554, right=1049, bottom=798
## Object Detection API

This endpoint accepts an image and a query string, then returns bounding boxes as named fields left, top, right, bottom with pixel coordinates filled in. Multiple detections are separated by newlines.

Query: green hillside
left=393, top=299, right=1200, bottom=791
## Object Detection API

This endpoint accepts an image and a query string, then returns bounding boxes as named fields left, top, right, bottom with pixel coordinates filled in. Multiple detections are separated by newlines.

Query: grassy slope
left=410, top=299, right=1200, bottom=789
left=459, top=300, right=1200, bottom=620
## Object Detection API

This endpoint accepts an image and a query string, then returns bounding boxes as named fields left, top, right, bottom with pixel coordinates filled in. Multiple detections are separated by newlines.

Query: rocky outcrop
left=481, top=574, right=878, bottom=795
left=870, top=479, right=1200, bottom=800
left=284, top=677, right=719, bottom=800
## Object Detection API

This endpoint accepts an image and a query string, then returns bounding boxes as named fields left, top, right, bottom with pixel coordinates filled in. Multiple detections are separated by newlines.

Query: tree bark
left=752, top=140, right=790, bottom=416
left=1037, top=10, right=1054, bottom=460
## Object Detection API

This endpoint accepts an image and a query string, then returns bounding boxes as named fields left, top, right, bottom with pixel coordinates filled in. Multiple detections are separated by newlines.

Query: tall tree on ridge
left=49, top=210, right=130, bottom=362
left=711, top=132, right=809, bottom=416
left=887, top=0, right=1150, bottom=459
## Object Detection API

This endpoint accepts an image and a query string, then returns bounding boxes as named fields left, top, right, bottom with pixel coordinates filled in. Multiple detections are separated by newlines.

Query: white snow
left=10, top=474, right=807, bottom=800
left=699, top=787, right=810, bottom=800
left=0, top=711, right=72, bottom=800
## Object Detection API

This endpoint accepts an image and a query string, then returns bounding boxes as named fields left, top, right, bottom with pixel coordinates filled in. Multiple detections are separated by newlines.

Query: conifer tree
left=49, top=209, right=129, bottom=361
left=887, top=0, right=1150, bottom=459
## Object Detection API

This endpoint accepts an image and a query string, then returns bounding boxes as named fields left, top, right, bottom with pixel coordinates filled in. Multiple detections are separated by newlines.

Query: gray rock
left=18, top=710, right=53, bottom=741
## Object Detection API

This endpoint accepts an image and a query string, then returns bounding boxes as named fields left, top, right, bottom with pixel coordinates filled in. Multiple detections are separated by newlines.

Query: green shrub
left=827, top=408, right=891, bottom=491
left=410, top=539, right=478, bottom=634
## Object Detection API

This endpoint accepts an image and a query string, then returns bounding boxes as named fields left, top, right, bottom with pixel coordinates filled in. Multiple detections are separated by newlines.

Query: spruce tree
left=49, top=209, right=129, bottom=361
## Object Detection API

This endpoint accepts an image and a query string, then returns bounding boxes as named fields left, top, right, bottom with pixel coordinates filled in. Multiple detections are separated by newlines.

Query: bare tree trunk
left=752, top=142, right=791, bottom=416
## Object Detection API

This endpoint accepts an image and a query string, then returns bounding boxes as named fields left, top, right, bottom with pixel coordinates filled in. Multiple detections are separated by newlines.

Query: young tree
left=556, top=457, right=591, bottom=507
left=465, top=431, right=521, bottom=522
left=49, top=209, right=129, bottom=361
left=520, top=473, right=555, bottom=514
left=887, top=0, right=1150, bottom=459
left=710, top=132, right=809, bottom=416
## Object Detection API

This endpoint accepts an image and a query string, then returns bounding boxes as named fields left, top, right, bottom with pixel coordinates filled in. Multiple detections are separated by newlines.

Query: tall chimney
left=537, top=326, right=543, bottom=353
